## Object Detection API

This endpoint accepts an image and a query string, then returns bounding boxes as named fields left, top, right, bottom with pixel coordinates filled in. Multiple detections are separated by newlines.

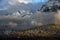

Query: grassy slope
left=0, top=24, right=60, bottom=38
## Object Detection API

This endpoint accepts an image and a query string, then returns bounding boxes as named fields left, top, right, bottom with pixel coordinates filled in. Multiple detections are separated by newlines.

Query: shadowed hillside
left=0, top=24, right=60, bottom=40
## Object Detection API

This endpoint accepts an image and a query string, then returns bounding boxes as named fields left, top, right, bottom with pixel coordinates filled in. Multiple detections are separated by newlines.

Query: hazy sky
left=18, top=0, right=48, bottom=3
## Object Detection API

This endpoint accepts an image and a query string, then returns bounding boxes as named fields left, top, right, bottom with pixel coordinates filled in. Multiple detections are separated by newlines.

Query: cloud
left=18, top=0, right=25, bottom=3
left=55, top=10, right=60, bottom=25
left=8, top=0, right=18, bottom=5
left=31, top=21, right=43, bottom=26
left=18, top=0, right=48, bottom=4
left=6, top=22, right=18, bottom=28
left=18, top=0, right=29, bottom=4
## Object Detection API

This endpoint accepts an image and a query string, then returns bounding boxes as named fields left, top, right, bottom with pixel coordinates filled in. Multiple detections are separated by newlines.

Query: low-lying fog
left=0, top=10, right=60, bottom=35
left=0, top=11, right=59, bottom=32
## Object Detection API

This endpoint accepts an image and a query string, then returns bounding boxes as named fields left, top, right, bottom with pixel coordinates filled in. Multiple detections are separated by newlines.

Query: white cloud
left=18, top=0, right=30, bottom=4
left=8, top=0, right=18, bottom=5
left=18, top=0, right=25, bottom=3
left=31, top=21, right=43, bottom=26
left=7, top=22, right=18, bottom=28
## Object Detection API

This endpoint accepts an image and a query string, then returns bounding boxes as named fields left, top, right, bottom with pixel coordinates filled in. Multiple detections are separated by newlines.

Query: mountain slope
left=39, top=0, right=60, bottom=12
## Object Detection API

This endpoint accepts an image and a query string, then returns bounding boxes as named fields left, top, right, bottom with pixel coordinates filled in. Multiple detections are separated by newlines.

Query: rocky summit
left=39, top=0, right=60, bottom=12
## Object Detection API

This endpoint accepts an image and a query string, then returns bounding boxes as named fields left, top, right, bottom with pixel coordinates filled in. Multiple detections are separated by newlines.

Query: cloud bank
left=18, top=0, right=27, bottom=3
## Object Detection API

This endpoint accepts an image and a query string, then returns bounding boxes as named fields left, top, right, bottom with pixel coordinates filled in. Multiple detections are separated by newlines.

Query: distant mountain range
left=0, top=2, right=46, bottom=16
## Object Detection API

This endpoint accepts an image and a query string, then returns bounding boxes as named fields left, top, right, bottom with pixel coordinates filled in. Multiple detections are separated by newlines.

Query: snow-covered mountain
left=7, top=10, right=34, bottom=18
left=39, top=0, right=60, bottom=12
left=0, top=0, right=48, bottom=16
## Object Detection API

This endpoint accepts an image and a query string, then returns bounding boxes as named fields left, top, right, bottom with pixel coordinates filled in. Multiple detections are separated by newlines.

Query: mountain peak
left=39, top=0, right=60, bottom=12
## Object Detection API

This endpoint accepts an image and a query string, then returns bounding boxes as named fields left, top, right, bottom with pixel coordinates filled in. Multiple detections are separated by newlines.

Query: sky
left=18, top=0, right=48, bottom=3
left=0, top=0, right=48, bottom=10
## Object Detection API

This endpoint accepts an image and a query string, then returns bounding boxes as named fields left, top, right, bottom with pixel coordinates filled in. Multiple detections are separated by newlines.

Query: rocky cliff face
left=39, top=0, right=60, bottom=12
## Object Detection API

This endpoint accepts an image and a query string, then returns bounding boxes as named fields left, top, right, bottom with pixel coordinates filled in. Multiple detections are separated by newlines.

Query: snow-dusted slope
left=39, top=0, right=60, bottom=12
left=0, top=0, right=48, bottom=16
